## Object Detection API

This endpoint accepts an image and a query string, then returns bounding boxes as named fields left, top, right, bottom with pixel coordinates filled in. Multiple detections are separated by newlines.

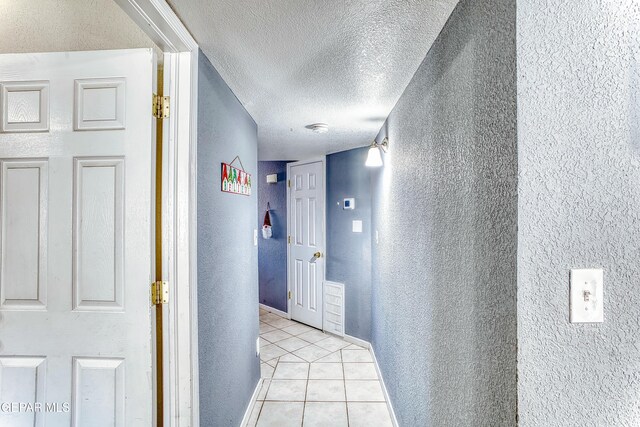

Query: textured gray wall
left=197, top=52, right=260, bottom=426
left=370, top=0, right=517, bottom=425
left=326, top=147, right=372, bottom=341
left=257, top=161, right=289, bottom=312
left=517, top=1, right=640, bottom=425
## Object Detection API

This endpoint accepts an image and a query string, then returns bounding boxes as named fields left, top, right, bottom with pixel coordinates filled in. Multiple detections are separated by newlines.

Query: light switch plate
left=570, top=268, right=604, bottom=323
left=352, top=220, right=363, bottom=233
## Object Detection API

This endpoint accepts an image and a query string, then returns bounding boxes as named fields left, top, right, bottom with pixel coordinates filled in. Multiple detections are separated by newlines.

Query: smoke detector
left=309, top=123, right=329, bottom=134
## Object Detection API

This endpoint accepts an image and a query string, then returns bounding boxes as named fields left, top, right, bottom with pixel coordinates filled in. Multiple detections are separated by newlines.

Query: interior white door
left=288, top=160, right=325, bottom=329
left=0, top=49, right=156, bottom=427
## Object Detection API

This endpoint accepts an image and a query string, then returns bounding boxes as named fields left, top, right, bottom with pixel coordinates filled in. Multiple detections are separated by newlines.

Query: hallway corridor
left=245, top=308, right=393, bottom=426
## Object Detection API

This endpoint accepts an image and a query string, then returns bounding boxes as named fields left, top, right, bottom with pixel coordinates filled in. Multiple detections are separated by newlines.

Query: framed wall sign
left=221, top=156, right=252, bottom=196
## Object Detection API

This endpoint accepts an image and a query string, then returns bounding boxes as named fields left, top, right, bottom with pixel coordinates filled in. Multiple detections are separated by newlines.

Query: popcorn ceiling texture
left=370, top=0, right=517, bottom=425
left=517, top=1, right=640, bottom=425
left=167, top=0, right=459, bottom=160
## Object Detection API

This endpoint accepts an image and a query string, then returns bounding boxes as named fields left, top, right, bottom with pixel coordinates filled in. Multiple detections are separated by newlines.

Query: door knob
left=309, top=252, right=322, bottom=263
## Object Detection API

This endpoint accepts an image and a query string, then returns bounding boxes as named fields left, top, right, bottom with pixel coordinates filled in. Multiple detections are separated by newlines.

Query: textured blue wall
left=197, top=51, right=260, bottom=426
left=326, top=148, right=372, bottom=341
left=370, top=0, right=518, bottom=425
left=257, top=161, right=288, bottom=312
left=517, top=1, right=640, bottom=425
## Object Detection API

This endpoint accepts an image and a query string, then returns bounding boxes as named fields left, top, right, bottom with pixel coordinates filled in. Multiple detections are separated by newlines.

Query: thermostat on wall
left=343, top=198, right=355, bottom=210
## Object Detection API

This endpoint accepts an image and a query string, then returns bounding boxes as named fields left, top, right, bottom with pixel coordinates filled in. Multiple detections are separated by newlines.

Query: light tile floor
left=245, top=308, right=393, bottom=427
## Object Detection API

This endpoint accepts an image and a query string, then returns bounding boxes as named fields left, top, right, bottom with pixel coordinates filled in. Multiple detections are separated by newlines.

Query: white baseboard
left=370, top=346, right=399, bottom=427
left=259, top=303, right=289, bottom=319
left=239, top=378, right=263, bottom=427
left=344, top=334, right=371, bottom=349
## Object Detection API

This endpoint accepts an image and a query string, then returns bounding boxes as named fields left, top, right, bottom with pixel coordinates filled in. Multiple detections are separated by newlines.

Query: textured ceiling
left=167, top=0, right=458, bottom=160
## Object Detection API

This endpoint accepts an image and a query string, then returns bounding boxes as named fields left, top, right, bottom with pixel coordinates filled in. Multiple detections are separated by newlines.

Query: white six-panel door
left=0, top=49, right=155, bottom=427
left=288, top=160, right=325, bottom=329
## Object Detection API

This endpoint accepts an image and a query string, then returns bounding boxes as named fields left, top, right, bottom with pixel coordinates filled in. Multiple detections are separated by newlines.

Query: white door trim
left=113, top=1, right=199, bottom=426
left=286, top=157, right=327, bottom=328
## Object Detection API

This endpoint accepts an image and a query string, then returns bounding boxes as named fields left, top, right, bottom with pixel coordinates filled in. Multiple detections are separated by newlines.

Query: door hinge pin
left=152, top=94, right=170, bottom=119
left=151, top=280, right=169, bottom=305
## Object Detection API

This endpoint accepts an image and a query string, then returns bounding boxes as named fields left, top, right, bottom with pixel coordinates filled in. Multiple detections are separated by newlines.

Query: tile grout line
left=301, top=360, right=309, bottom=427
left=258, top=321, right=278, bottom=425
left=257, top=315, right=380, bottom=426
left=253, top=391, right=264, bottom=427
left=342, top=348, right=350, bottom=426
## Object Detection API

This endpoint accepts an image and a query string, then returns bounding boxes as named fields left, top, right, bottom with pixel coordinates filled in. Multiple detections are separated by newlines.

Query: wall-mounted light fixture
left=365, top=137, right=389, bottom=167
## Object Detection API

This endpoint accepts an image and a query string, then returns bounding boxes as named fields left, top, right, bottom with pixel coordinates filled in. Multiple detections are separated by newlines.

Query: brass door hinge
left=152, top=94, right=170, bottom=119
left=151, top=281, right=169, bottom=305
left=288, top=236, right=291, bottom=244
left=288, top=179, right=291, bottom=188
left=288, top=291, right=292, bottom=300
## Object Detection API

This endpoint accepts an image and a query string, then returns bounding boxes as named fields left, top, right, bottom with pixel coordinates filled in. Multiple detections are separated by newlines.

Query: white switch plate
left=570, top=268, right=604, bottom=323
left=253, top=229, right=258, bottom=246
left=352, top=220, right=363, bottom=233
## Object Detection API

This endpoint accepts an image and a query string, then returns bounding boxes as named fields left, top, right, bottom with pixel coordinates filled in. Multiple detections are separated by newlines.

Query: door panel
left=0, top=49, right=155, bottom=426
left=0, top=81, right=50, bottom=133
left=73, top=157, right=125, bottom=311
left=308, top=198, right=317, bottom=246
left=295, top=198, right=303, bottom=245
left=308, top=262, right=317, bottom=311
left=72, top=357, right=124, bottom=427
left=289, top=161, right=325, bottom=329
left=0, top=356, right=47, bottom=427
left=1, top=160, right=48, bottom=310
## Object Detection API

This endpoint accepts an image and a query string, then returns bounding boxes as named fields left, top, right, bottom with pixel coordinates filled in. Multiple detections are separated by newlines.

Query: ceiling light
left=309, top=123, right=329, bottom=134
left=365, top=137, right=389, bottom=168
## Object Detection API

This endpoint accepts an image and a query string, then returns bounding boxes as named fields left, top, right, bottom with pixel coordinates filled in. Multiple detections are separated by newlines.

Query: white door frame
left=113, top=1, right=199, bottom=426
left=286, top=157, right=327, bottom=327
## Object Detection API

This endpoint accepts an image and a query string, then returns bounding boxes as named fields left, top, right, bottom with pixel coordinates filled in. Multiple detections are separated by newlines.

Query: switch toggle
left=570, top=268, right=604, bottom=323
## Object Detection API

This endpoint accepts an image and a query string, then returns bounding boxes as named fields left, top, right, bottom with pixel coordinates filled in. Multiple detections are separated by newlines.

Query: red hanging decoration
left=263, top=210, right=271, bottom=227
left=262, top=203, right=273, bottom=239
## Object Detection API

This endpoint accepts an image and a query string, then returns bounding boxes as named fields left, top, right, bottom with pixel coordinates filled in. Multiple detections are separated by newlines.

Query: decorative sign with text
left=221, top=161, right=252, bottom=196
